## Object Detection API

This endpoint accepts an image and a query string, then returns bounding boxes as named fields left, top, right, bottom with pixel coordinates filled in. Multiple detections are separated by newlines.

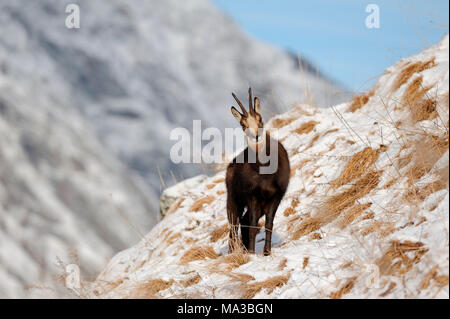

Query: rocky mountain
left=0, top=0, right=347, bottom=298
left=86, top=36, right=449, bottom=299
left=0, top=0, right=347, bottom=194
left=0, top=75, right=158, bottom=297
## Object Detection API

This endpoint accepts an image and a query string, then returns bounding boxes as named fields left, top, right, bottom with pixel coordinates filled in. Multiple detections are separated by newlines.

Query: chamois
left=226, top=88, right=290, bottom=256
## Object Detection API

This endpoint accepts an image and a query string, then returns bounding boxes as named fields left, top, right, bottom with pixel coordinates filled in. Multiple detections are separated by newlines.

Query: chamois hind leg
left=263, top=195, right=282, bottom=256
left=227, top=196, right=241, bottom=253
left=240, top=210, right=250, bottom=251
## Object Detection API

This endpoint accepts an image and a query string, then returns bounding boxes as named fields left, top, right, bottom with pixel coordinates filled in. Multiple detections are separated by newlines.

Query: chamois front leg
left=227, top=196, right=241, bottom=253
left=263, top=196, right=282, bottom=256
left=247, top=197, right=259, bottom=253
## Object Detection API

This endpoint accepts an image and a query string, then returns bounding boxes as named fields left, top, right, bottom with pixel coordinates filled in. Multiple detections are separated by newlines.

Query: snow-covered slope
left=0, top=73, right=158, bottom=298
left=88, top=36, right=449, bottom=299
left=0, top=0, right=347, bottom=194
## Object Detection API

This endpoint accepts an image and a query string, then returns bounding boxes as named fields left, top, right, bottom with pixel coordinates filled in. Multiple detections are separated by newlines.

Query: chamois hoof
left=263, top=250, right=271, bottom=256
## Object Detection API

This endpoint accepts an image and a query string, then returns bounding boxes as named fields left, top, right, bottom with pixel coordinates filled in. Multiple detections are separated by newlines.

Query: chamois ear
left=254, top=97, right=261, bottom=115
left=231, top=106, right=243, bottom=122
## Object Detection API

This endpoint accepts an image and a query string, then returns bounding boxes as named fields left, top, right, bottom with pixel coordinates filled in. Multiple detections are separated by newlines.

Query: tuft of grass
left=166, top=198, right=185, bottom=215
left=419, top=266, right=449, bottom=290
left=379, top=282, right=397, bottom=297
left=226, top=272, right=256, bottom=283
left=308, top=232, right=322, bottom=241
left=348, top=89, right=375, bottom=112
left=329, top=277, right=357, bottom=299
left=242, top=274, right=291, bottom=299
left=215, top=242, right=251, bottom=270
left=166, top=232, right=181, bottom=245
left=180, top=245, right=219, bottom=264
left=392, top=58, right=435, bottom=92
left=401, top=75, right=439, bottom=123
left=376, top=241, right=428, bottom=276
left=190, top=196, right=215, bottom=212
left=129, top=279, right=174, bottom=299
left=332, top=147, right=380, bottom=189
left=294, top=121, right=317, bottom=135
left=292, top=170, right=382, bottom=240
left=279, top=258, right=288, bottom=270
left=283, top=199, right=299, bottom=217
left=360, top=220, right=395, bottom=237
left=403, top=134, right=448, bottom=187
left=290, top=159, right=309, bottom=178
left=271, top=117, right=296, bottom=129
left=181, top=274, right=202, bottom=288
left=337, top=203, right=372, bottom=229
left=210, top=224, right=229, bottom=242
left=302, top=257, right=309, bottom=269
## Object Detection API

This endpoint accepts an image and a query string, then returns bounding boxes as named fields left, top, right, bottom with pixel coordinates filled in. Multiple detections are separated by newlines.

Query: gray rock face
left=159, top=175, right=208, bottom=218
left=0, top=76, right=159, bottom=298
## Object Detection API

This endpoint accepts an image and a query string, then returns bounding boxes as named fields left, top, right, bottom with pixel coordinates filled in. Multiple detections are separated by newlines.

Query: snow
left=89, top=36, right=449, bottom=299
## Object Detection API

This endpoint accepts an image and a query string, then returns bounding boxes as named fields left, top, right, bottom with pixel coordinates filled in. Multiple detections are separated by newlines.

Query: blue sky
left=212, top=0, right=449, bottom=92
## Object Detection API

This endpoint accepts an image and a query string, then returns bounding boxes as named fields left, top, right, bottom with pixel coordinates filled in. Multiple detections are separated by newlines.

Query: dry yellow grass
left=376, top=241, right=428, bottom=276
left=218, top=252, right=251, bottom=270
left=379, top=282, right=397, bottom=297
left=329, top=277, right=357, bottom=299
left=419, top=266, right=449, bottom=290
left=402, top=76, right=430, bottom=105
left=242, top=274, right=290, bottom=299
left=290, top=159, right=309, bottom=178
left=294, top=121, right=317, bottom=135
left=302, top=257, right=309, bottom=269
left=190, top=196, right=215, bottom=212
left=129, top=279, right=174, bottom=298
left=332, top=147, right=380, bottom=189
left=329, top=142, right=336, bottom=151
left=283, top=199, right=299, bottom=217
left=166, top=232, right=181, bottom=245
left=180, top=245, right=219, bottom=264
left=400, top=75, right=439, bottom=123
left=181, top=274, right=202, bottom=288
left=226, top=272, right=256, bottom=283
left=307, top=134, right=320, bottom=149
left=279, top=258, right=288, bottom=270
left=308, top=232, right=322, bottom=241
left=392, top=58, right=436, bottom=92
left=337, top=203, right=372, bottom=229
left=403, top=134, right=448, bottom=187
left=348, top=89, right=375, bottom=112
left=166, top=198, right=185, bottom=215
left=292, top=170, right=381, bottom=240
left=210, top=224, right=229, bottom=242
left=404, top=165, right=448, bottom=203
left=360, top=220, right=395, bottom=237
left=271, top=117, right=296, bottom=129
left=323, top=128, right=339, bottom=136
left=413, top=98, right=438, bottom=122
left=213, top=178, right=225, bottom=184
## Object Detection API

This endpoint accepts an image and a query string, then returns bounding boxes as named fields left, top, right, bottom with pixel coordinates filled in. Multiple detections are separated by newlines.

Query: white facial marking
left=246, top=115, right=259, bottom=137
